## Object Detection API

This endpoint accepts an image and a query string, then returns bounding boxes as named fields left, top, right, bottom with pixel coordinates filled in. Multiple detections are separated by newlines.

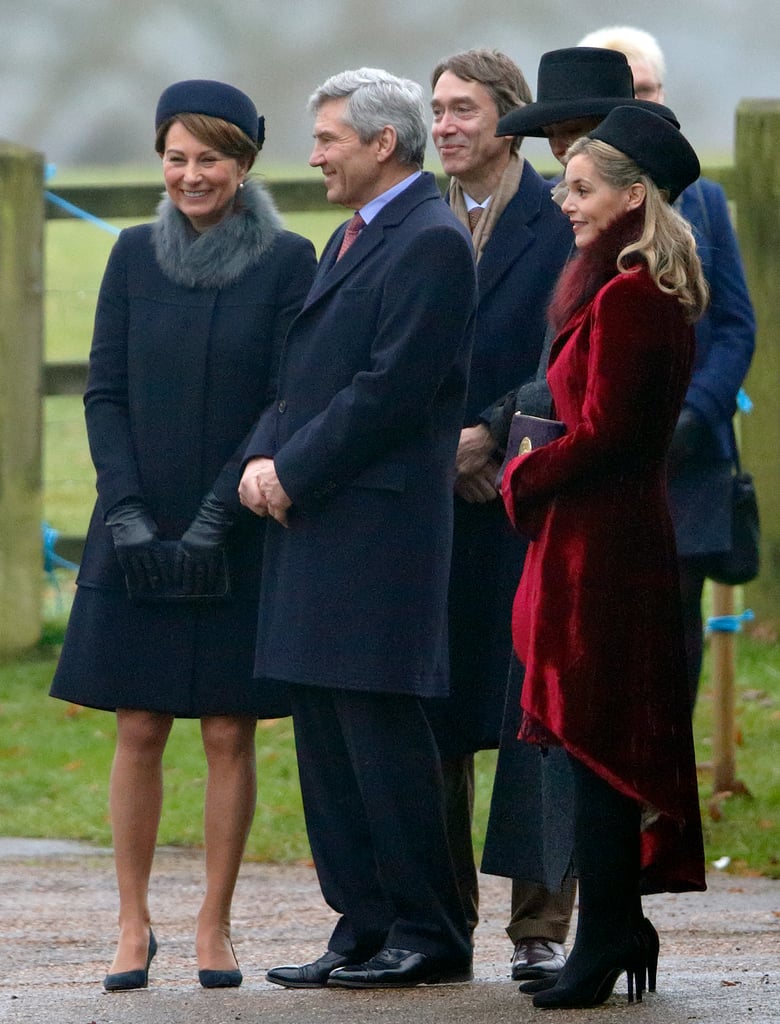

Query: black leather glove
left=669, top=406, right=711, bottom=466
left=176, top=491, right=235, bottom=595
left=105, top=498, right=168, bottom=593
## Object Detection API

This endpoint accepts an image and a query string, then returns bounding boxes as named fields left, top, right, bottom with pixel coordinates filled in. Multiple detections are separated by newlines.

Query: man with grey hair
left=240, top=67, right=477, bottom=990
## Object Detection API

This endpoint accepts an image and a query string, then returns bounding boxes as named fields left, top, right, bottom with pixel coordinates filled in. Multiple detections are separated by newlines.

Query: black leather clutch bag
left=495, top=412, right=565, bottom=487
left=124, top=542, right=231, bottom=604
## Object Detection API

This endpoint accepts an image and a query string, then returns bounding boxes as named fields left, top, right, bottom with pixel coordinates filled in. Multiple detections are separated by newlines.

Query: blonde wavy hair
left=566, top=135, right=708, bottom=322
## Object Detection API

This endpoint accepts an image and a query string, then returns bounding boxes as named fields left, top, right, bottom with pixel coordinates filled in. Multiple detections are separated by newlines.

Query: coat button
left=277, top=399, right=287, bottom=413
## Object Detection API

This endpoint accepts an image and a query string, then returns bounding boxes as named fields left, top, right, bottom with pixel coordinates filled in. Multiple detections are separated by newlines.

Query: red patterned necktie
left=337, top=211, right=365, bottom=259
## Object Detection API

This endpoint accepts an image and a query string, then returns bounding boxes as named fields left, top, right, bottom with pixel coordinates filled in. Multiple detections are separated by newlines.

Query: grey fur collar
left=152, top=179, right=283, bottom=289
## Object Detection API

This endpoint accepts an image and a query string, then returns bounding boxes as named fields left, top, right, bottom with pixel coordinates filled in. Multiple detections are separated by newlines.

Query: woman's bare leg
left=108, top=709, right=173, bottom=972
left=196, top=715, right=257, bottom=971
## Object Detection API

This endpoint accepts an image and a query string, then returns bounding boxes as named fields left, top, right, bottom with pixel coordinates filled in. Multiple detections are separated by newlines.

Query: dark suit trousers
left=288, top=683, right=472, bottom=963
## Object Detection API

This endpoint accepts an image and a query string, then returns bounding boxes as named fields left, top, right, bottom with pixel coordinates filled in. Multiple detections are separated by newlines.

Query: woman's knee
left=201, top=715, right=257, bottom=762
left=115, top=709, right=173, bottom=757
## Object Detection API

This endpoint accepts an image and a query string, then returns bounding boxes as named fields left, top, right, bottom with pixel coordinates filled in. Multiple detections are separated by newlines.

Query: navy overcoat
left=51, top=204, right=316, bottom=716
left=668, top=178, right=756, bottom=556
left=246, top=173, right=478, bottom=697
left=426, top=162, right=572, bottom=754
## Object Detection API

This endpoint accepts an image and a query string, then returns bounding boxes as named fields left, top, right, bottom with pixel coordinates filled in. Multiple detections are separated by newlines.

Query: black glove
left=105, top=498, right=168, bottom=593
left=669, top=406, right=710, bottom=466
left=176, top=491, right=235, bottom=595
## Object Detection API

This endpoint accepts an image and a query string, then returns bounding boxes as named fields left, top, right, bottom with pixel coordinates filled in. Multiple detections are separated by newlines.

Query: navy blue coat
left=247, top=173, right=478, bottom=697
left=51, top=213, right=317, bottom=716
left=426, top=162, right=572, bottom=754
left=669, top=178, right=756, bottom=556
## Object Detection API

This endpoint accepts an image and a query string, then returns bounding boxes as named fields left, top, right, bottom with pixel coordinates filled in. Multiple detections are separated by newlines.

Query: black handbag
left=704, top=453, right=760, bottom=586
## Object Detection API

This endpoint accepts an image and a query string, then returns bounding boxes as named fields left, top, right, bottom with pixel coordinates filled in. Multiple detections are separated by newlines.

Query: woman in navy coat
left=50, top=80, right=316, bottom=990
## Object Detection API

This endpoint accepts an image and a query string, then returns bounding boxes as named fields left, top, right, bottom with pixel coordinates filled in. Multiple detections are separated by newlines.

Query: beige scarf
left=448, top=153, right=525, bottom=262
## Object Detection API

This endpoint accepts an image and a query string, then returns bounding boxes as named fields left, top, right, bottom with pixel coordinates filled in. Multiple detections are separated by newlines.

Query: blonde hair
left=567, top=135, right=708, bottom=321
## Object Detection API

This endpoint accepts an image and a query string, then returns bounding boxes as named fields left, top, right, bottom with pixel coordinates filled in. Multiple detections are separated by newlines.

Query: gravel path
left=0, top=839, right=777, bottom=1023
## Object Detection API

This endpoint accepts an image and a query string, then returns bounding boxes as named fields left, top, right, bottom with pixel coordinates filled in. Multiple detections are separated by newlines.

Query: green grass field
left=2, top=627, right=778, bottom=874
left=27, top=167, right=778, bottom=876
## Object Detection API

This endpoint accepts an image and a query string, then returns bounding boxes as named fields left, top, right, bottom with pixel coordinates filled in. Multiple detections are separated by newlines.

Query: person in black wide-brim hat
left=502, top=102, right=709, bottom=1009
left=496, top=46, right=679, bottom=136
left=495, top=47, right=679, bottom=166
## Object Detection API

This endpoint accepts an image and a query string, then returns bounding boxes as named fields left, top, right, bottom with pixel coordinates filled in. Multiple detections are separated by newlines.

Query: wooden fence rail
left=40, top=162, right=738, bottom=408
left=3, top=103, right=775, bottom=796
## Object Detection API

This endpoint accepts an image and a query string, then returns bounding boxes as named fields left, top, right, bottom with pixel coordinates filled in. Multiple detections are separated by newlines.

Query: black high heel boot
left=532, top=930, right=647, bottom=1008
left=104, top=930, right=157, bottom=992
left=532, top=755, right=647, bottom=1010
left=642, top=917, right=659, bottom=992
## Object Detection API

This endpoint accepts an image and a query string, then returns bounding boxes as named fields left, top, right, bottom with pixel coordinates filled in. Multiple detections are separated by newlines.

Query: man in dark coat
left=239, top=67, right=477, bottom=989
left=424, top=48, right=575, bottom=982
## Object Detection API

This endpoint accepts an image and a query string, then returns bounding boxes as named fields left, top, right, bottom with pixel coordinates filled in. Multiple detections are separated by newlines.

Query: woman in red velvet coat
left=501, top=107, right=708, bottom=1010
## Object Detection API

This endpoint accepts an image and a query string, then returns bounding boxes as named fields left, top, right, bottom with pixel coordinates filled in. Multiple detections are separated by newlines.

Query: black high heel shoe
left=642, top=917, right=659, bottom=992
left=198, top=942, right=243, bottom=989
left=104, top=930, right=157, bottom=992
left=532, top=931, right=647, bottom=1009
left=523, top=920, right=659, bottom=999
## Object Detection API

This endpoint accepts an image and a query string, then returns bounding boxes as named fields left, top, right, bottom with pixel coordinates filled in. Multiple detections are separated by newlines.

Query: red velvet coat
left=502, top=267, right=706, bottom=894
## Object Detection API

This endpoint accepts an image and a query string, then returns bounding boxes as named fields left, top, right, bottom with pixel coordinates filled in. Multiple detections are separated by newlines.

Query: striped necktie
left=337, top=212, right=365, bottom=259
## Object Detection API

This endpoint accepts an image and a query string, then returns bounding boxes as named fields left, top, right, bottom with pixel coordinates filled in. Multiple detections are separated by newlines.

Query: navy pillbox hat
left=155, top=79, right=265, bottom=147
left=588, top=105, right=700, bottom=203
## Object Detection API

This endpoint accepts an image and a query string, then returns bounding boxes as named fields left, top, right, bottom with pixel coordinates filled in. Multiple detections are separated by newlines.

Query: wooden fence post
left=709, top=585, right=741, bottom=794
left=734, top=100, right=780, bottom=633
left=0, top=141, right=44, bottom=656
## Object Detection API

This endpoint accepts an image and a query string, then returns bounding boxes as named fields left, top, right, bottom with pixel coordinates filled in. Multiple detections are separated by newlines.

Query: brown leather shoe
left=511, top=938, right=566, bottom=980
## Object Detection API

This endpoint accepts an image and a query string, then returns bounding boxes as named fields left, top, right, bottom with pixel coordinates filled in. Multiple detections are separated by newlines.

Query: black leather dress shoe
left=266, top=950, right=353, bottom=988
left=327, top=947, right=473, bottom=989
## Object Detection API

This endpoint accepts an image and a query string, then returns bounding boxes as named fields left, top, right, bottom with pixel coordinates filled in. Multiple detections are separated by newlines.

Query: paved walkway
left=0, top=839, right=777, bottom=1023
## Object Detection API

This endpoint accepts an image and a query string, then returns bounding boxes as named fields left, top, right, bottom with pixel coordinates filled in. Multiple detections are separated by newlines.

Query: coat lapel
left=476, top=166, right=548, bottom=300
left=303, top=173, right=444, bottom=309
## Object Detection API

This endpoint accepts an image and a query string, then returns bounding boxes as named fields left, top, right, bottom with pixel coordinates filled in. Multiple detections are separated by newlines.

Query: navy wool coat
left=247, top=172, right=478, bottom=697
left=51, top=197, right=316, bottom=717
left=668, top=178, right=756, bottom=556
left=426, top=162, right=572, bottom=755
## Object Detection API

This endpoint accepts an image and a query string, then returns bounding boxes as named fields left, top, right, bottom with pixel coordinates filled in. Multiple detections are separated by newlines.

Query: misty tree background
left=1, top=0, right=776, bottom=171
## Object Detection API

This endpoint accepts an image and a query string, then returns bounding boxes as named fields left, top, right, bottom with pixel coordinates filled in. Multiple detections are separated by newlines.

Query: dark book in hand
left=495, top=412, right=565, bottom=488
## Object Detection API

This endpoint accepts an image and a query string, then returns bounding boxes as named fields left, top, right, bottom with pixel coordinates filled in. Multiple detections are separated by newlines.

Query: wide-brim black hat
left=496, top=47, right=678, bottom=137
left=155, top=79, right=266, bottom=147
left=588, top=105, right=700, bottom=203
